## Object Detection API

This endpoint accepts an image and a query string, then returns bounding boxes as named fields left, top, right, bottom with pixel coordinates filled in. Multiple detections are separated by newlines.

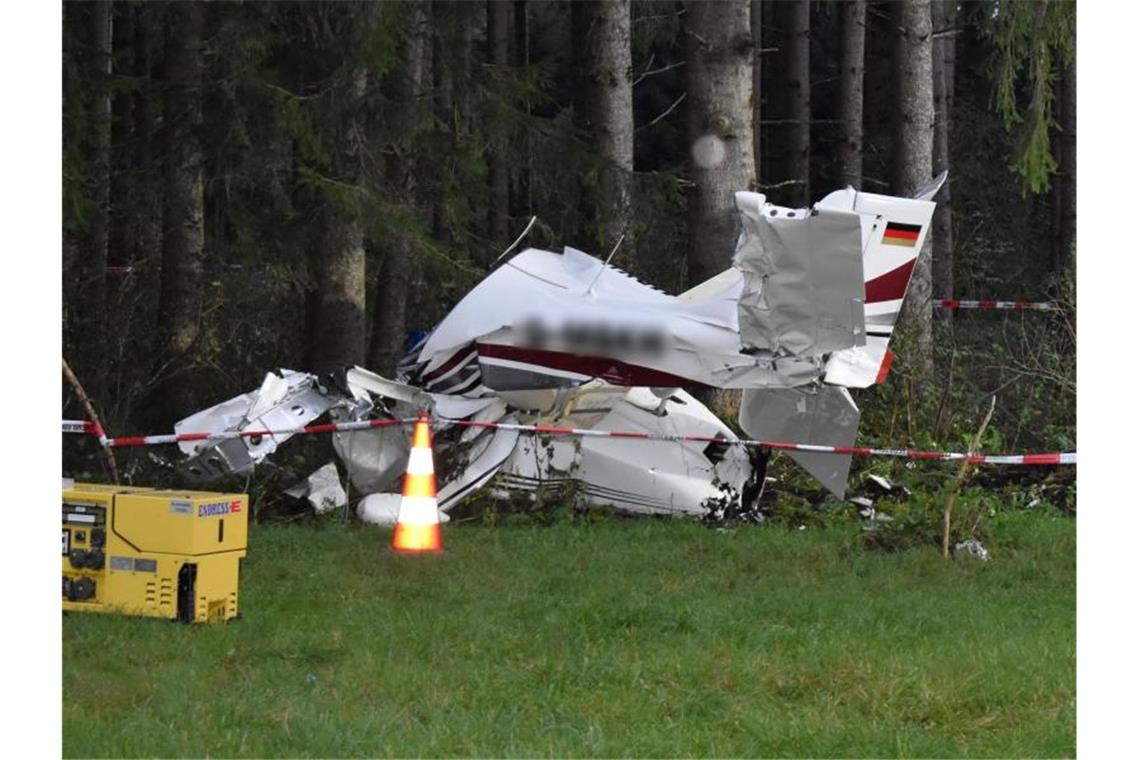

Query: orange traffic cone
left=392, top=411, right=444, bottom=554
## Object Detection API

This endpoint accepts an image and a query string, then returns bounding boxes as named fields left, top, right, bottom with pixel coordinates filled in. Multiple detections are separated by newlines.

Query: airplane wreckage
left=174, top=174, right=946, bottom=522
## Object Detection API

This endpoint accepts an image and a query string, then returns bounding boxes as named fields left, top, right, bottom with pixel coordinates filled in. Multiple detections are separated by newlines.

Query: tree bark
left=132, top=3, right=159, bottom=271
left=684, top=0, right=756, bottom=288
left=838, top=0, right=865, bottom=190
left=931, top=0, right=955, bottom=310
left=85, top=0, right=113, bottom=396
left=487, top=0, right=511, bottom=247
left=109, top=4, right=133, bottom=271
left=572, top=1, right=635, bottom=265
left=312, top=59, right=371, bottom=377
left=751, top=0, right=762, bottom=186
left=512, top=0, right=532, bottom=217
left=370, top=3, right=431, bottom=375
left=312, top=207, right=367, bottom=376
left=157, top=0, right=205, bottom=417
left=783, top=0, right=810, bottom=205
left=893, top=0, right=935, bottom=374
left=1058, top=45, right=1076, bottom=276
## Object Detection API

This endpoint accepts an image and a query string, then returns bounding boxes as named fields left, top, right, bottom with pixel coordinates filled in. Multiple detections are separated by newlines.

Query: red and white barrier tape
left=936, top=299, right=1060, bottom=311
left=63, top=416, right=1076, bottom=466
left=437, top=418, right=1076, bottom=465
left=63, top=417, right=411, bottom=448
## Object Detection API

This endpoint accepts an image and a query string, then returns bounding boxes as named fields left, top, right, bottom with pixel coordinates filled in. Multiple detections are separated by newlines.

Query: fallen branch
left=62, top=358, right=120, bottom=485
left=943, top=396, right=996, bottom=558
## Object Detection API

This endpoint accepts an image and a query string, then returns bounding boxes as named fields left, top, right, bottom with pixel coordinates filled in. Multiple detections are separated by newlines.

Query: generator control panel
left=62, top=482, right=248, bottom=623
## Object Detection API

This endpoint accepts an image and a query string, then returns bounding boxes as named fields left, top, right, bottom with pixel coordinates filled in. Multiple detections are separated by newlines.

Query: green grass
left=63, top=512, right=1075, bottom=758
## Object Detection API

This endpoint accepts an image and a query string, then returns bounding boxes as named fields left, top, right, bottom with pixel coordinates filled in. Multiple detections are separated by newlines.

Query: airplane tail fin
left=821, top=173, right=944, bottom=388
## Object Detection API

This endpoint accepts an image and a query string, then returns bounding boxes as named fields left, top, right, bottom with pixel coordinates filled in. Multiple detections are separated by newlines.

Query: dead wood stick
left=943, top=396, right=995, bottom=558
left=62, top=358, right=120, bottom=485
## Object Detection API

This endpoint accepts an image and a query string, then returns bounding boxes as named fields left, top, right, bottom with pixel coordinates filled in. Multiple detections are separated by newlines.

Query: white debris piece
left=357, top=493, right=450, bottom=526
left=285, top=462, right=348, bottom=514
left=953, top=539, right=991, bottom=561
left=867, top=474, right=893, bottom=492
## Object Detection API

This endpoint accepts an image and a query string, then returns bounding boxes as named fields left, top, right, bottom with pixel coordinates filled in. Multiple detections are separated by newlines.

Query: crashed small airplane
left=175, top=174, right=945, bottom=520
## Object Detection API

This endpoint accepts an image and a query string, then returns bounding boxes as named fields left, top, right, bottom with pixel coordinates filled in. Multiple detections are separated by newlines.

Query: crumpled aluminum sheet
left=739, top=385, right=861, bottom=499
left=733, top=192, right=867, bottom=358
left=176, top=369, right=335, bottom=480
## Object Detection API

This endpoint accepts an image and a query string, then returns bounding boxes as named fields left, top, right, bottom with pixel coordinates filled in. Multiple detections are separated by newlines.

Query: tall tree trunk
left=1058, top=45, right=1076, bottom=277
left=487, top=0, right=511, bottom=247
left=893, top=0, right=935, bottom=373
left=312, top=65, right=369, bottom=377
left=512, top=0, right=532, bottom=217
left=109, top=5, right=133, bottom=270
left=572, top=0, right=635, bottom=264
left=931, top=0, right=955, bottom=310
left=370, top=3, right=431, bottom=375
left=132, top=4, right=159, bottom=272
left=84, top=0, right=112, bottom=397
left=684, top=0, right=756, bottom=288
left=784, top=0, right=810, bottom=205
left=838, top=0, right=865, bottom=190
left=751, top=0, right=762, bottom=186
left=157, top=0, right=205, bottom=418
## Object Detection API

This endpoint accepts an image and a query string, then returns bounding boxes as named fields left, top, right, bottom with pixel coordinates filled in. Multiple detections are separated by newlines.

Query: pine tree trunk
left=312, top=64, right=370, bottom=377
left=370, top=3, right=431, bottom=375
left=684, top=0, right=756, bottom=288
left=893, top=0, right=935, bottom=374
left=109, top=5, right=133, bottom=271
left=132, top=4, right=159, bottom=272
left=573, top=0, right=635, bottom=265
left=784, top=0, right=810, bottom=206
left=751, top=0, right=762, bottom=185
left=85, top=0, right=113, bottom=396
left=487, top=0, right=511, bottom=247
left=312, top=210, right=367, bottom=376
left=157, top=0, right=205, bottom=417
left=1058, top=47, right=1076, bottom=276
left=512, top=0, right=532, bottom=217
left=931, top=0, right=955, bottom=310
left=838, top=0, right=865, bottom=190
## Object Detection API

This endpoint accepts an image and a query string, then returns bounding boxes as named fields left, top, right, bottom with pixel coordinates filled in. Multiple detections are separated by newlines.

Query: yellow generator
left=62, top=482, right=248, bottom=623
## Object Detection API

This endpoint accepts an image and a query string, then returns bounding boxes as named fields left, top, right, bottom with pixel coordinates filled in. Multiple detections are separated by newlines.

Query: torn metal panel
left=733, top=191, right=867, bottom=357
left=739, top=385, right=861, bottom=499
left=176, top=369, right=335, bottom=479
left=345, top=366, right=430, bottom=408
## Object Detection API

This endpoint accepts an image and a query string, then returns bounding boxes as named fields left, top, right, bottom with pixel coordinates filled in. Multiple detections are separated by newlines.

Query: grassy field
left=62, top=512, right=1075, bottom=758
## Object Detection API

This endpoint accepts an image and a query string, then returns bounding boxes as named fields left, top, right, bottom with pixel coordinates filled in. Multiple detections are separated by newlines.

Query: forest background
left=58, top=0, right=1075, bottom=487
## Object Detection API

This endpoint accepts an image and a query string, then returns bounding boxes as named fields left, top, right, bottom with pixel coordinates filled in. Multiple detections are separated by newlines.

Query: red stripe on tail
left=865, top=260, right=917, bottom=304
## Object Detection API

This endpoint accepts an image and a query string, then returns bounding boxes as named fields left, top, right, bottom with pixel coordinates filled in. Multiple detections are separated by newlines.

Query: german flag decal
left=882, top=222, right=921, bottom=247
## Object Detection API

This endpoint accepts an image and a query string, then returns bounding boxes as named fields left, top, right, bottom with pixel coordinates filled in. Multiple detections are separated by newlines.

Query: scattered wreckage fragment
left=173, top=175, right=945, bottom=518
